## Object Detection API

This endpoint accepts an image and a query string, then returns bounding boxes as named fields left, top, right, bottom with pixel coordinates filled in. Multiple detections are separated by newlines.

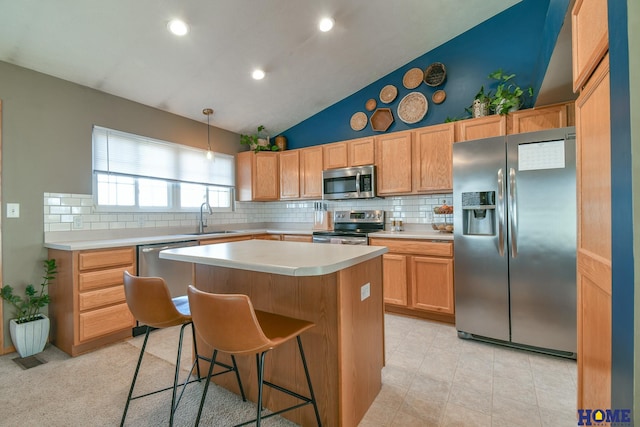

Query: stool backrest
left=187, top=285, right=271, bottom=355
left=123, top=271, right=189, bottom=328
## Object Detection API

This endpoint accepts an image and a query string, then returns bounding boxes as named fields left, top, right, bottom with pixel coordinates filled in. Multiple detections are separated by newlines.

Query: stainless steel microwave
left=322, top=165, right=376, bottom=200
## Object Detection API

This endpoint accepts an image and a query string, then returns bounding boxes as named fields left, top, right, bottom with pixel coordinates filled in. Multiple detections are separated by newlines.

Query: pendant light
left=203, top=108, right=214, bottom=160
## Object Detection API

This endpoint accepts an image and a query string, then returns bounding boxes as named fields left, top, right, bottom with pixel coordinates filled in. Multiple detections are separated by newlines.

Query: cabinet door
left=279, top=150, right=300, bottom=199
left=300, top=146, right=323, bottom=198
left=572, top=0, right=608, bottom=91
left=410, top=256, right=454, bottom=314
left=253, top=152, right=279, bottom=201
left=375, top=131, right=412, bottom=194
left=323, top=142, right=348, bottom=169
left=455, top=115, right=506, bottom=142
left=381, top=253, right=407, bottom=306
left=349, top=137, right=375, bottom=166
left=282, top=234, right=313, bottom=242
left=508, top=103, right=570, bottom=134
left=412, top=123, right=454, bottom=193
left=576, top=54, right=611, bottom=412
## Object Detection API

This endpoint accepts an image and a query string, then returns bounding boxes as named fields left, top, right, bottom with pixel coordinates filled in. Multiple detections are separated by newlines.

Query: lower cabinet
left=48, top=247, right=137, bottom=356
left=369, top=237, right=454, bottom=323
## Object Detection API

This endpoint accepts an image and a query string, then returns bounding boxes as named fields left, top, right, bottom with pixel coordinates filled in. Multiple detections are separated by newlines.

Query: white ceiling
left=0, top=0, right=526, bottom=135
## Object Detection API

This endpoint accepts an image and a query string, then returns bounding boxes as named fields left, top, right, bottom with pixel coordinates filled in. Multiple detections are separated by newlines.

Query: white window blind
left=92, top=126, right=234, bottom=187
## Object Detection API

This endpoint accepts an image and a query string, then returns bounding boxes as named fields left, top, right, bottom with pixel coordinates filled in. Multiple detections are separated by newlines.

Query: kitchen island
left=160, top=240, right=387, bottom=427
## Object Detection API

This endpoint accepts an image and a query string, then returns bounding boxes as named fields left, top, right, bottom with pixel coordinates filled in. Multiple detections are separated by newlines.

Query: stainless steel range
left=312, top=210, right=384, bottom=245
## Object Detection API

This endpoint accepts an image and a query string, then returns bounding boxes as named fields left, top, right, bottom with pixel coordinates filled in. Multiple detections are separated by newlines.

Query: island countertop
left=159, top=239, right=387, bottom=276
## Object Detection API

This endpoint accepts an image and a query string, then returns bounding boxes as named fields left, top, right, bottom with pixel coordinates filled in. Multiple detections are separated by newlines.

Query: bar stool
left=187, top=285, right=322, bottom=427
left=120, top=272, right=246, bottom=426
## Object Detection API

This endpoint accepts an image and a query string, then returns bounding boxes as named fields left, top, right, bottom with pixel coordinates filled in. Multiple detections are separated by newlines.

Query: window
left=92, top=126, right=235, bottom=212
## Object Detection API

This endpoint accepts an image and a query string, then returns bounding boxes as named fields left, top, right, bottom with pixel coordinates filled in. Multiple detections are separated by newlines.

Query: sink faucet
left=199, top=202, right=212, bottom=233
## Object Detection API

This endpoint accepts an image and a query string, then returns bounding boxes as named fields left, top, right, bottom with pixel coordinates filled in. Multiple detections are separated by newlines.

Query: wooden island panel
left=193, top=256, right=383, bottom=427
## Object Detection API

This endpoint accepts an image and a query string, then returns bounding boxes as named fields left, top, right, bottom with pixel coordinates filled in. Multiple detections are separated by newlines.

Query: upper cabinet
left=572, top=0, right=608, bottom=92
left=300, top=146, right=323, bottom=199
left=455, top=115, right=507, bottom=142
left=236, top=151, right=279, bottom=201
left=279, top=150, right=300, bottom=200
left=323, top=137, right=375, bottom=170
left=507, top=102, right=575, bottom=134
left=412, top=123, right=455, bottom=193
left=375, top=131, right=413, bottom=195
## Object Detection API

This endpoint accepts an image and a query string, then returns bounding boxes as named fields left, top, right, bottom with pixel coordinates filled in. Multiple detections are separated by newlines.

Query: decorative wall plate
left=379, top=85, right=398, bottom=104
left=370, top=108, right=394, bottom=132
left=424, top=62, right=447, bottom=87
left=402, top=67, right=424, bottom=89
left=397, top=92, right=428, bottom=124
left=365, top=98, right=377, bottom=111
left=350, top=111, right=368, bottom=131
left=432, top=90, right=446, bottom=104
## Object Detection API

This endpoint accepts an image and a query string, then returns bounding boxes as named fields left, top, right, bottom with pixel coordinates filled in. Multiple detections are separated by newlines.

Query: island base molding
left=385, top=304, right=455, bottom=324
left=193, top=256, right=384, bottom=427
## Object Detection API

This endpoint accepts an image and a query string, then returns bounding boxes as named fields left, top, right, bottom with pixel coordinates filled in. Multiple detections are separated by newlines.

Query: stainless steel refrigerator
left=453, top=127, right=576, bottom=356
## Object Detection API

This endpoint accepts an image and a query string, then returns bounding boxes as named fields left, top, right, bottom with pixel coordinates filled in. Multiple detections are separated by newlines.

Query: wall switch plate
left=7, top=203, right=20, bottom=218
left=73, top=216, right=83, bottom=229
left=360, top=283, right=371, bottom=301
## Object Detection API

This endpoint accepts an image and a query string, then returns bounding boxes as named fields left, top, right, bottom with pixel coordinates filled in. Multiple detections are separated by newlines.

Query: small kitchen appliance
left=312, top=209, right=384, bottom=245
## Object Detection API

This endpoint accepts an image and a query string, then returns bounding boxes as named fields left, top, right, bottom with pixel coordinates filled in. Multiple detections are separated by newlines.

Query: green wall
left=0, top=61, right=241, bottom=350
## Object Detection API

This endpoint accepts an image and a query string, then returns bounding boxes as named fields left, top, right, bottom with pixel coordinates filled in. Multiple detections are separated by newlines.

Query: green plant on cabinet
left=488, top=69, right=534, bottom=115
left=240, top=125, right=280, bottom=153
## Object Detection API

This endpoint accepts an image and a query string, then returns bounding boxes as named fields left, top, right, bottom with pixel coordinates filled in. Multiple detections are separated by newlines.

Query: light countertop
left=160, top=239, right=388, bottom=276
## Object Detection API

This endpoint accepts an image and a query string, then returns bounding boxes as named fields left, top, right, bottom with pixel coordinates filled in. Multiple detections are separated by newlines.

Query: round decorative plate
left=432, top=89, right=446, bottom=104
left=365, top=98, right=377, bottom=111
left=397, top=92, right=428, bottom=124
left=402, top=67, right=424, bottom=89
left=350, top=111, right=368, bottom=131
left=424, top=62, right=447, bottom=87
left=379, top=85, right=398, bottom=104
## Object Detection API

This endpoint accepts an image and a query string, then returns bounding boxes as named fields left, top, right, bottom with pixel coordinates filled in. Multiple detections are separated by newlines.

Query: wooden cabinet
left=200, top=235, right=252, bottom=245
left=323, top=137, right=375, bottom=169
left=374, top=131, right=413, bottom=195
left=507, top=102, right=575, bottom=134
left=279, top=150, right=300, bottom=199
left=455, top=114, right=506, bottom=142
left=576, top=54, right=611, bottom=412
left=282, top=234, right=313, bottom=242
left=299, top=146, right=323, bottom=199
left=48, top=247, right=137, bottom=356
left=369, top=237, right=454, bottom=322
left=412, top=123, right=455, bottom=193
left=572, top=0, right=608, bottom=91
left=236, top=151, right=279, bottom=201
left=252, top=233, right=282, bottom=240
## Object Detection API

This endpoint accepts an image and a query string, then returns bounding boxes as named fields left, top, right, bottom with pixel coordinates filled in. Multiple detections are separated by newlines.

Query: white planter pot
left=9, top=315, right=50, bottom=358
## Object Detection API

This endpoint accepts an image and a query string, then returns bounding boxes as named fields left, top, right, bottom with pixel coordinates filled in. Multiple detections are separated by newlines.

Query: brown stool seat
left=188, top=285, right=322, bottom=426
left=120, top=272, right=245, bottom=426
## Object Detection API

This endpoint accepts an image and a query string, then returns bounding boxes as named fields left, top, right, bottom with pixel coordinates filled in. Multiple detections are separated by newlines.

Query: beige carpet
left=0, top=331, right=298, bottom=427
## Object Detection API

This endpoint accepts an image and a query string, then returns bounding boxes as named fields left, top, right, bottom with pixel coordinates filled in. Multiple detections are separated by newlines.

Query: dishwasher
left=135, top=240, right=198, bottom=335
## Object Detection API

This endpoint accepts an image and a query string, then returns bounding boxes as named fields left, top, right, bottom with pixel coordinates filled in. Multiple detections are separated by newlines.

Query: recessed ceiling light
left=252, top=69, right=265, bottom=80
left=319, top=17, right=334, bottom=32
left=167, top=19, right=189, bottom=36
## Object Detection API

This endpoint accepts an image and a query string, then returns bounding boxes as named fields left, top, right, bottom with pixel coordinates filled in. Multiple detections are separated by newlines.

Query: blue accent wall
left=282, top=0, right=570, bottom=149
left=608, top=0, right=635, bottom=414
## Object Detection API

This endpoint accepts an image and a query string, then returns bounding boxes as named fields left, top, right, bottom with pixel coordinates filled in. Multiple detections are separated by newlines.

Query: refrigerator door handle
left=509, top=167, right=518, bottom=258
left=497, top=168, right=505, bottom=257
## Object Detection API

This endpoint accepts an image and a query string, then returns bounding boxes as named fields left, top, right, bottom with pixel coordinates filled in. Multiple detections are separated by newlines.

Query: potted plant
left=1, top=259, right=57, bottom=357
left=240, top=125, right=280, bottom=153
left=488, top=69, right=534, bottom=115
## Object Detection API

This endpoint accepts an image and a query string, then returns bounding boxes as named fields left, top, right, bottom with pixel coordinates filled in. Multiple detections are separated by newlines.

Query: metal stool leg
left=231, top=355, right=247, bottom=401
left=190, top=322, right=202, bottom=381
left=195, top=349, right=218, bottom=426
left=120, top=326, right=151, bottom=427
left=255, top=352, right=268, bottom=427
left=169, top=322, right=190, bottom=426
left=297, top=336, right=322, bottom=426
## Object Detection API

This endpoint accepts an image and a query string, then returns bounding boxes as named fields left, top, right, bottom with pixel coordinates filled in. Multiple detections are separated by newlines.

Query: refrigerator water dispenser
left=462, top=191, right=496, bottom=235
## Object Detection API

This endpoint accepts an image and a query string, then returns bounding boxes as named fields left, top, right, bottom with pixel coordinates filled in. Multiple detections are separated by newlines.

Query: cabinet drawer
left=282, top=234, right=313, bottom=242
left=79, top=303, right=135, bottom=342
left=79, top=247, right=135, bottom=271
left=78, top=266, right=134, bottom=292
left=79, top=286, right=127, bottom=311
left=369, top=238, right=453, bottom=257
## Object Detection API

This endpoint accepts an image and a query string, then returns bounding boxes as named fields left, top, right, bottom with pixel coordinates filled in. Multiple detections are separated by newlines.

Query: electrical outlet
left=73, top=216, right=83, bottom=229
left=360, top=283, right=371, bottom=301
left=137, top=217, right=145, bottom=227
left=7, top=203, right=20, bottom=218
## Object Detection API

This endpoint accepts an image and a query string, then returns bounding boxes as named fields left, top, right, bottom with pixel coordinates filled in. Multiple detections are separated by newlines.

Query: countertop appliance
left=453, top=127, right=577, bottom=357
left=322, top=165, right=376, bottom=200
left=312, top=209, right=384, bottom=245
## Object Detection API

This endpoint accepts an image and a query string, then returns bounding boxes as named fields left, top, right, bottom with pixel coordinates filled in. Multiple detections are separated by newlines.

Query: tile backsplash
left=44, top=192, right=452, bottom=233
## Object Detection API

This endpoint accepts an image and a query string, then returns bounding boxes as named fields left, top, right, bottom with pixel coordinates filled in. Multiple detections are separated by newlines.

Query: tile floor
left=140, top=313, right=577, bottom=427
left=360, top=314, right=577, bottom=427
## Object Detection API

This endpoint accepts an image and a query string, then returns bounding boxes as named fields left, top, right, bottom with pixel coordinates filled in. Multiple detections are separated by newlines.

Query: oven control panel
left=333, top=210, right=384, bottom=224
